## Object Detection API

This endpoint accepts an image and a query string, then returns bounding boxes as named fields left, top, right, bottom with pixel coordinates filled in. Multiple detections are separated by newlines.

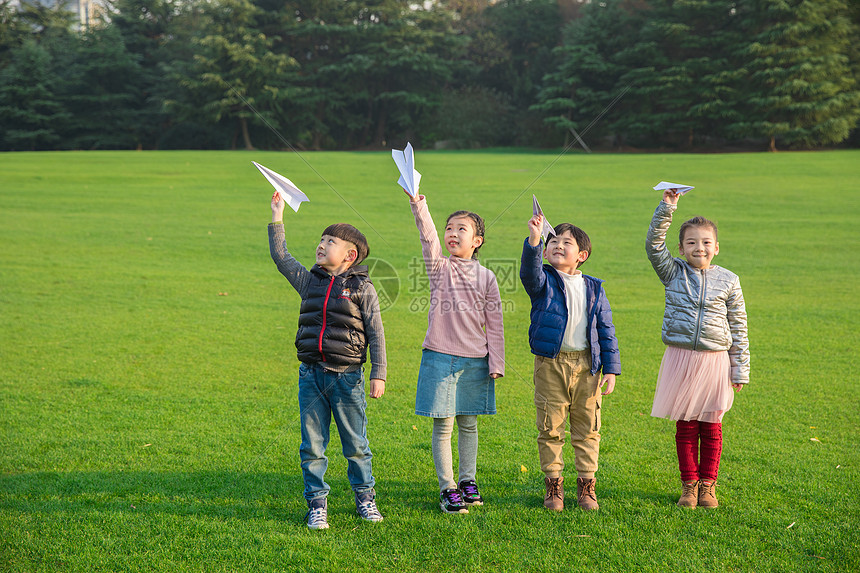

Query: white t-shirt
left=558, top=269, right=588, bottom=351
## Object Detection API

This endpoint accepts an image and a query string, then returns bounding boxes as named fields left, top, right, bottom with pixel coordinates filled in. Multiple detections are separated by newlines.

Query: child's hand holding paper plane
left=392, top=143, right=421, bottom=197
left=253, top=161, right=309, bottom=213
left=532, top=195, right=555, bottom=243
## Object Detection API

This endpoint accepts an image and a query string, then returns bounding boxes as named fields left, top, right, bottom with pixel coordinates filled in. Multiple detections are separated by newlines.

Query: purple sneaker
left=440, top=488, right=469, bottom=514
left=458, top=480, right=484, bottom=506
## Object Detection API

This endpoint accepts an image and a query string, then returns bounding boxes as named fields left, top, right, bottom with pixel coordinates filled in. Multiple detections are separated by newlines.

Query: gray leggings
left=432, top=415, right=478, bottom=491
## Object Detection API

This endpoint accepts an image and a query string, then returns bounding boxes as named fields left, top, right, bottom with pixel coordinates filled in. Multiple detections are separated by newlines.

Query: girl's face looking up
left=679, top=226, right=719, bottom=269
left=444, top=216, right=483, bottom=259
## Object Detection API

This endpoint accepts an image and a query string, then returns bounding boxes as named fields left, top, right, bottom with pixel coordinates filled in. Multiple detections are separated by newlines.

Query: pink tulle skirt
left=651, top=346, right=734, bottom=423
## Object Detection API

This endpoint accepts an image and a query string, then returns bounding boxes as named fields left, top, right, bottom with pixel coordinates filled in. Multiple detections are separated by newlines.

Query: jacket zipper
left=693, top=269, right=706, bottom=350
left=318, top=276, right=335, bottom=361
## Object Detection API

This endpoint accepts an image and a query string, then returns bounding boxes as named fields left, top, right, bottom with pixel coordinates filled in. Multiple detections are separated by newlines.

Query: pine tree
left=108, top=0, right=179, bottom=148
left=616, top=0, right=744, bottom=147
left=729, top=0, right=860, bottom=150
left=58, top=24, right=147, bottom=149
left=167, top=0, right=296, bottom=150
left=531, top=0, right=644, bottom=147
left=0, top=39, right=71, bottom=150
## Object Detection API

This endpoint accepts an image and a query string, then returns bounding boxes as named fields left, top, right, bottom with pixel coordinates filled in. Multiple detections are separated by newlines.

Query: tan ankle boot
left=677, top=480, right=699, bottom=508
left=543, top=476, right=564, bottom=511
left=698, top=480, right=718, bottom=508
left=576, top=477, right=599, bottom=511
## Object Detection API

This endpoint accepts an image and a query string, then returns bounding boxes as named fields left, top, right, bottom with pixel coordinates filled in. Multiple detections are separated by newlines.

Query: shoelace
left=446, top=490, right=464, bottom=504
left=546, top=480, right=562, bottom=499
left=579, top=480, right=596, bottom=500
left=307, top=507, right=327, bottom=525
left=357, top=501, right=382, bottom=519
left=461, top=483, right=479, bottom=496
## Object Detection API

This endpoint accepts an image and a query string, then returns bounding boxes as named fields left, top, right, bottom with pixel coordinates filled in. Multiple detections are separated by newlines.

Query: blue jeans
left=298, top=362, right=375, bottom=501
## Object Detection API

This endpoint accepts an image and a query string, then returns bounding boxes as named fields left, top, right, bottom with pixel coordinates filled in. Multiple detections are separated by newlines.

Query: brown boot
left=543, top=477, right=564, bottom=511
left=677, top=480, right=699, bottom=508
left=698, top=480, right=718, bottom=508
left=576, top=477, right=599, bottom=511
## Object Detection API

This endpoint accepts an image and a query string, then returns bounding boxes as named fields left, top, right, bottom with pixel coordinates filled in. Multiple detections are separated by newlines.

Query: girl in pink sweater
left=406, top=191, right=505, bottom=514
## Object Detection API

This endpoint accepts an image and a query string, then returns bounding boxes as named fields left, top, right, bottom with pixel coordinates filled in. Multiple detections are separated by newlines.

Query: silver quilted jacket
left=646, top=201, right=750, bottom=384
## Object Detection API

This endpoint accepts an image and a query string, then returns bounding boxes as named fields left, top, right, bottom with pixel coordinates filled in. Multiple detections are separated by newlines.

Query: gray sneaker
left=306, top=498, right=329, bottom=530
left=355, top=489, right=384, bottom=522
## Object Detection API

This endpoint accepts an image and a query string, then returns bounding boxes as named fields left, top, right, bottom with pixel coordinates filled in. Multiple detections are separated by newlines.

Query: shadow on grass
left=1, top=470, right=678, bottom=527
left=0, top=471, right=306, bottom=524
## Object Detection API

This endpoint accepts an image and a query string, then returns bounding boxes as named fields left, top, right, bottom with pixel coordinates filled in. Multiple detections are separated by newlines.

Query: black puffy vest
left=295, top=264, right=369, bottom=366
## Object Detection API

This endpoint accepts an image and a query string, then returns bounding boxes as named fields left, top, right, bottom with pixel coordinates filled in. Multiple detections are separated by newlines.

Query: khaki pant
left=533, top=350, right=602, bottom=479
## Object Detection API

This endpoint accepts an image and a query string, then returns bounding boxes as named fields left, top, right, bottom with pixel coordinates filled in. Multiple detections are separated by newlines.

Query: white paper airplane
left=653, top=181, right=694, bottom=195
left=532, top=195, right=555, bottom=243
left=392, top=143, right=421, bottom=198
left=252, top=161, right=309, bottom=212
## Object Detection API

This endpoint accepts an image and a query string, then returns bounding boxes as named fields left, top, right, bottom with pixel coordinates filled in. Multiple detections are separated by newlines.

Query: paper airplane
left=532, top=195, right=555, bottom=242
left=653, top=181, right=694, bottom=195
left=252, top=161, right=309, bottom=212
left=392, top=143, right=421, bottom=197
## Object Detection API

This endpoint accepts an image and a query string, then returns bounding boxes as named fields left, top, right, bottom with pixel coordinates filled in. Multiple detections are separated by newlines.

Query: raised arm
left=646, top=199, right=680, bottom=286
left=409, top=194, right=445, bottom=276
left=520, top=238, right=546, bottom=297
left=269, top=192, right=311, bottom=295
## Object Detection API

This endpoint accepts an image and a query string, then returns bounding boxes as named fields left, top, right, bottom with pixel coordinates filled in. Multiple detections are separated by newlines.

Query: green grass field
left=1, top=149, right=858, bottom=572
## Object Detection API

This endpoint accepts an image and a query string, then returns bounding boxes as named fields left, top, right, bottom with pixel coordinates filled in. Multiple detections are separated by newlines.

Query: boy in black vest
left=269, top=192, right=387, bottom=530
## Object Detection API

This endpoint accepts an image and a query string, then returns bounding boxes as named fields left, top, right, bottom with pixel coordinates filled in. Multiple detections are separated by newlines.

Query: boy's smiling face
left=544, top=230, right=588, bottom=275
left=316, top=234, right=357, bottom=275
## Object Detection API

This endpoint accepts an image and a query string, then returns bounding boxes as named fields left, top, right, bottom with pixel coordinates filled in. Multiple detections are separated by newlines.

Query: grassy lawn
left=1, top=149, right=858, bottom=572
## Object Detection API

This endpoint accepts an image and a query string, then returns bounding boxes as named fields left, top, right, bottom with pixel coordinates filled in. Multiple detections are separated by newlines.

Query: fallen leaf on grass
left=810, top=437, right=821, bottom=443
left=575, top=535, right=590, bottom=538
left=520, top=465, right=528, bottom=473
left=218, top=292, right=229, bottom=296
left=787, top=522, right=795, bottom=529
left=140, top=443, right=152, bottom=448
left=412, top=425, right=418, bottom=431
left=809, top=426, right=816, bottom=429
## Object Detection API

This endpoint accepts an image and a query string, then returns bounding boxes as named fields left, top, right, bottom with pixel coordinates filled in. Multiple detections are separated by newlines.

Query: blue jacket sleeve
left=595, top=288, right=621, bottom=375
left=519, top=239, right=546, bottom=297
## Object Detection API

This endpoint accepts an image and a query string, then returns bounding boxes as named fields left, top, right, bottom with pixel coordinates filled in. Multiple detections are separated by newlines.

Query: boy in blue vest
left=519, top=214, right=620, bottom=511
left=268, top=192, right=387, bottom=530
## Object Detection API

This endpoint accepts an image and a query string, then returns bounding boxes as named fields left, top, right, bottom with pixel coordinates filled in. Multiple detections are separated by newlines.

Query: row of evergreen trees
left=1, top=0, right=858, bottom=152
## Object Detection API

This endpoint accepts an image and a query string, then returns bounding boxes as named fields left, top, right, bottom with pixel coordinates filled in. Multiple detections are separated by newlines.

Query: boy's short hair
left=549, top=223, right=592, bottom=267
left=322, top=223, right=369, bottom=266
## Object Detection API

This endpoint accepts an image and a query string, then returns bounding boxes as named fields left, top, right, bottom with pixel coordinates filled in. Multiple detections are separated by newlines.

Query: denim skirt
left=415, top=349, right=496, bottom=417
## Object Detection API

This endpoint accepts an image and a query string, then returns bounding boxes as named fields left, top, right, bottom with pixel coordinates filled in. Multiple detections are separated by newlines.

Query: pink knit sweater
left=410, top=197, right=505, bottom=377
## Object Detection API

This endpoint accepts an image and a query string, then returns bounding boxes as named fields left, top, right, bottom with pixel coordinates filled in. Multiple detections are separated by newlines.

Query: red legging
left=676, top=420, right=722, bottom=482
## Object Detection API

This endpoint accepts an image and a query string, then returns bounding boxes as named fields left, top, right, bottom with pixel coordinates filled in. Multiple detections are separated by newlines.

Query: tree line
left=1, top=0, right=859, bottom=152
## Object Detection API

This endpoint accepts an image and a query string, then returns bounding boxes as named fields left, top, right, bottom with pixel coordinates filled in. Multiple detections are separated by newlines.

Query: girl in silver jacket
left=646, top=188, right=750, bottom=510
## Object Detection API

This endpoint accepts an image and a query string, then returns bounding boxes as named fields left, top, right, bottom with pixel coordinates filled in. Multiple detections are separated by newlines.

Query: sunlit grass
left=1, top=149, right=858, bottom=572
